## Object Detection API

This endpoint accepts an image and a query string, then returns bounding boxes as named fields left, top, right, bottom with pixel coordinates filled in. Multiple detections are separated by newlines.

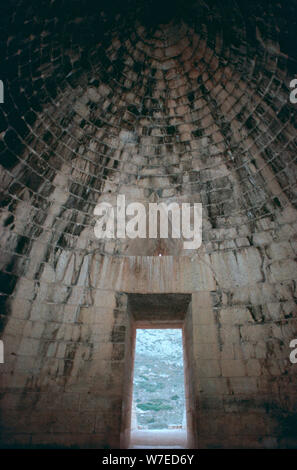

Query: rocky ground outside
left=133, top=329, right=186, bottom=430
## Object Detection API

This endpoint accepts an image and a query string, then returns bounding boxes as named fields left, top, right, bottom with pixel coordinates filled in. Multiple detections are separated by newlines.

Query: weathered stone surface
left=0, top=0, right=296, bottom=451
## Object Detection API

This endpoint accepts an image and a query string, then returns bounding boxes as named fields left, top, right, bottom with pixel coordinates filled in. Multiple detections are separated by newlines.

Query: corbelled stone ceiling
left=1, top=0, right=296, bottom=258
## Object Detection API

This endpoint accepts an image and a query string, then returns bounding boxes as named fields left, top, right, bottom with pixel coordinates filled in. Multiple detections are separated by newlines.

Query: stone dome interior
left=0, top=0, right=296, bottom=450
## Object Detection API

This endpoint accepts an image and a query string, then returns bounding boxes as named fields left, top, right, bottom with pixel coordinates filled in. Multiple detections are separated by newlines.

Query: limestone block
left=194, top=342, right=219, bottom=359
left=220, top=343, right=235, bottom=359
left=253, top=232, right=273, bottom=245
left=192, top=291, right=215, bottom=324
left=246, top=359, right=261, bottom=377
left=51, top=411, right=95, bottom=433
left=4, top=318, right=26, bottom=337
left=229, top=377, right=258, bottom=394
left=41, top=263, right=55, bottom=283
left=15, top=278, right=36, bottom=301
left=94, top=289, right=116, bottom=308
left=219, top=307, right=251, bottom=325
left=199, top=377, right=229, bottom=395
left=268, top=259, right=297, bottom=283
left=233, top=342, right=255, bottom=360
left=266, top=242, right=294, bottom=261
left=194, top=324, right=218, bottom=344
left=18, top=338, right=40, bottom=357
left=222, top=359, right=246, bottom=377
left=210, top=248, right=263, bottom=289
left=240, top=324, right=270, bottom=342
left=220, top=325, right=240, bottom=343
left=198, top=359, right=221, bottom=377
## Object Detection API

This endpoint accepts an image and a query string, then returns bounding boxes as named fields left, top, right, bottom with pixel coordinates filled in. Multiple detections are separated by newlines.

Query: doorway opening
left=120, top=293, right=196, bottom=449
left=131, top=328, right=186, bottom=446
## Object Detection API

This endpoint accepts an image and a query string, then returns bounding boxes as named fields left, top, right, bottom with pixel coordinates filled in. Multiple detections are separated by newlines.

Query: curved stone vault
left=0, top=0, right=296, bottom=449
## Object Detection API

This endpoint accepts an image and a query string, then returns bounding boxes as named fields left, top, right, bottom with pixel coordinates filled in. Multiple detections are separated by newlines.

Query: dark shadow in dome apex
left=136, top=0, right=197, bottom=28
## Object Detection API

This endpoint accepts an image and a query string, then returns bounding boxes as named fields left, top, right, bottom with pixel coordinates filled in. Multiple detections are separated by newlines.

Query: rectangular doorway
left=131, top=328, right=187, bottom=447
left=119, top=292, right=196, bottom=449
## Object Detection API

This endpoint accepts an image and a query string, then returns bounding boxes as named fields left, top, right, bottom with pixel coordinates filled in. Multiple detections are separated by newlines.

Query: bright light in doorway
left=132, top=329, right=186, bottom=430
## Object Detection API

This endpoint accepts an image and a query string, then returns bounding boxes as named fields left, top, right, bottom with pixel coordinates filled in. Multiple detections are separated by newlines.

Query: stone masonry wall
left=0, top=0, right=296, bottom=448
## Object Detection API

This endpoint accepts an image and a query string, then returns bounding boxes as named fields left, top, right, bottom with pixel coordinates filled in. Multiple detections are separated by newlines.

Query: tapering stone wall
left=0, top=0, right=296, bottom=448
